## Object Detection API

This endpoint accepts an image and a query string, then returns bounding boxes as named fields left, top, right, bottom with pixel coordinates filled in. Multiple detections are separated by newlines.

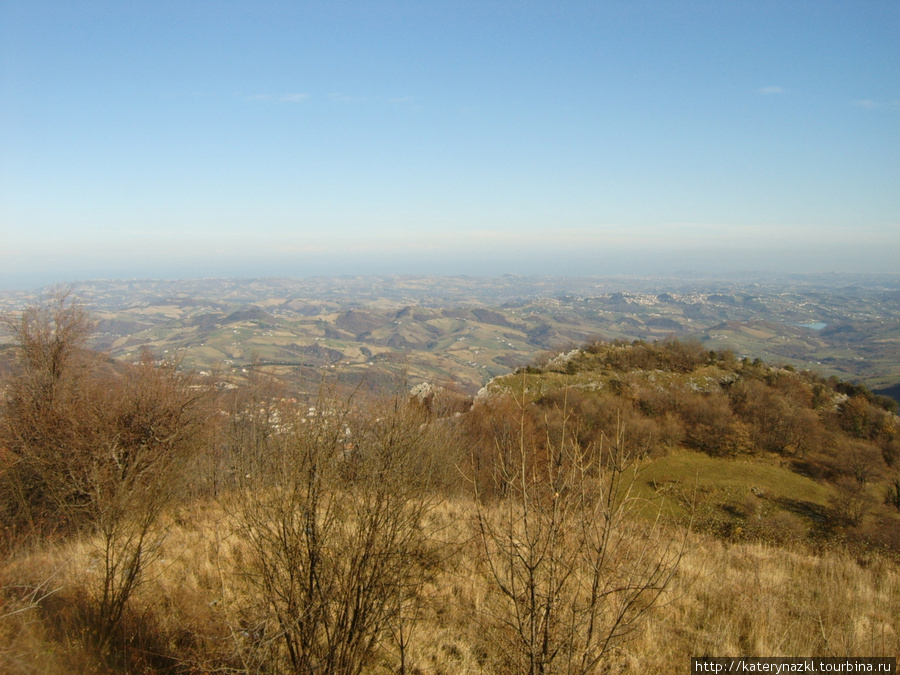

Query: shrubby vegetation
left=0, top=298, right=898, bottom=673
left=505, top=338, right=900, bottom=550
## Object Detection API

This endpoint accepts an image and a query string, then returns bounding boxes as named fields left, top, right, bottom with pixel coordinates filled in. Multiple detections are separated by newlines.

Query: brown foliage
left=729, top=379, right=823, bottom=456
left=463, top=394, right=541, bottom=501
left=585, top=338, right=710, bottom=374
left=678, top=392, right=750, bottom=456
left=0, top=292, right=215, bottom=653
left=838, top=395, right=895, bottom=442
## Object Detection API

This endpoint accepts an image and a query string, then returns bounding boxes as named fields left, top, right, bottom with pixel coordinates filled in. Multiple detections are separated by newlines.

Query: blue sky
left=1, top=1, right=898, bottom=288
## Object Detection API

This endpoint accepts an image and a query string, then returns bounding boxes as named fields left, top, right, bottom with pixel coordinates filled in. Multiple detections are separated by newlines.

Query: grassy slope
left=3, top=498, right=897, bottom=674
left=3, top=339, right=899, bottom=673
left=482, top=340, right=900, bottom=550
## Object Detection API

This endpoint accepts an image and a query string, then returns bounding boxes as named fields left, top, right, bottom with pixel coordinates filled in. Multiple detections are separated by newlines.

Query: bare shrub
left=223, top=388, right=444, bottom=674
left=838, top=395, right=895, bottom=442
left=828, top=479, right=871, bottom=528
left=586, top=338, right=707, bottom=374
left=679, top=392, right=750, bottom=456
left=882, top=438, right=900, bottom=468
left=80, top=354, right=212, bottom=650
left=816, top=437, right=887, bottom=486
left=730, top=379, right=823, bottom=456
left=0, top=290, right=97, bottom=539
left=0, top=293, right=214, bottom=653
left=472, top=379, right=685, bottom=674
left=546, top=390, right=663, bottom=460
left=886, top=475, right=900, bottom=512
left=463, top=393, right=540, bottom=501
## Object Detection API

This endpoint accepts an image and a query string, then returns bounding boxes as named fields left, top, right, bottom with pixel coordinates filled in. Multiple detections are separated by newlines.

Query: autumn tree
left=0, top=292, right=214, bottom=651
left=0, top=290, right=97, bottom=538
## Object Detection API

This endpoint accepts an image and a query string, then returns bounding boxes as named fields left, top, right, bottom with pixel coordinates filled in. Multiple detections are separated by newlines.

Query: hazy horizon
left=5, top=264, right=900, bottom=297
left=2, top=1, right=898, bottom=290
left=3, top=236, right=900, bottom=292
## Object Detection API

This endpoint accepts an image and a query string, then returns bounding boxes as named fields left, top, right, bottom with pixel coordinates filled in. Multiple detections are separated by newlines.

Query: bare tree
left=223, top=387, right=443, bottom=674
left=1, top=294, right=214, bottom=652
left=472, top=377, right=685, bottom=674
left=83, top=352, right=213, bottom=649
left=0, top=290, right=96, bottom=539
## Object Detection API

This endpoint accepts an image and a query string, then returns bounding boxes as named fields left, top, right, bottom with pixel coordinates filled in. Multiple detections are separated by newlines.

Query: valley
left=2, top=273, right=899, bottom=397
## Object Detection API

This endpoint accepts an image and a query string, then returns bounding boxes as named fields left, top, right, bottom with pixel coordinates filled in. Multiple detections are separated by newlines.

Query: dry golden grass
left=2, top=494, right=898, bottom=674
left=625, top=536, right=899, bottom=672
